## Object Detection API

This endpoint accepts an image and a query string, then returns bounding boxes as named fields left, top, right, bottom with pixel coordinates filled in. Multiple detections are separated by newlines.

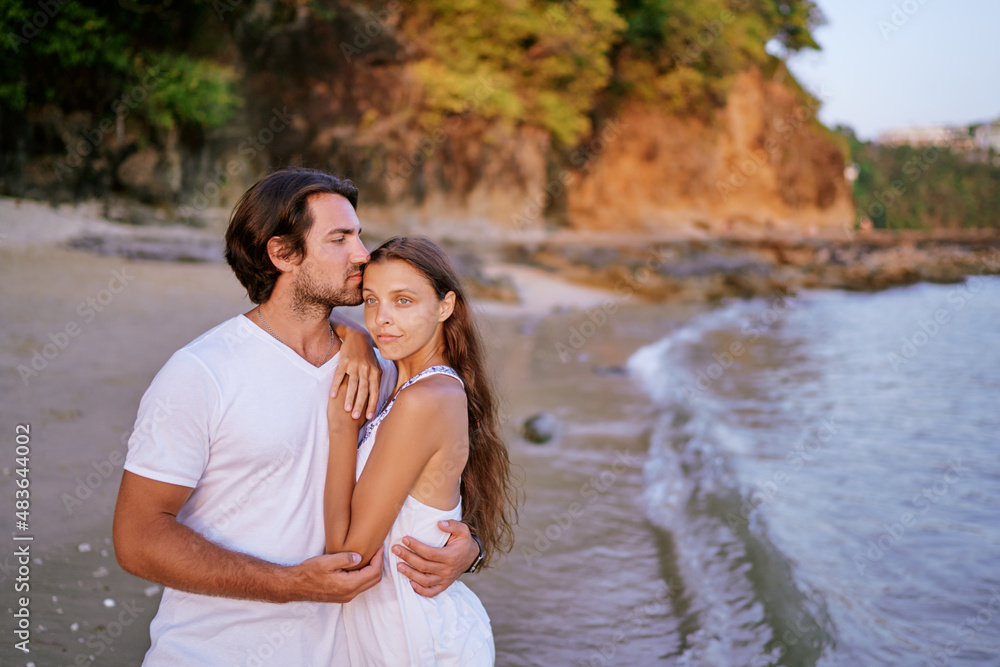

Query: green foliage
left=402, top=0, right=625, bottom=145
left=1, top=0, right=828, bottom=157
left=844, top=129, right=1000, bottom=230
left=0, top=0, right=240, bottom=129
left=611, top=0, right=825, bottom=116
left=142, top=53, right=241, bottom=129
left=396, top=0, right=824, bottom=143
left=757, top=0, right=824, bottom=52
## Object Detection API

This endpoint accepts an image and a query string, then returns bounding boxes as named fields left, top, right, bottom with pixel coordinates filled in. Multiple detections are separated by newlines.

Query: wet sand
left=1, top=243, right=256, bottom=665
left=0, top=204, right=708, bottom=665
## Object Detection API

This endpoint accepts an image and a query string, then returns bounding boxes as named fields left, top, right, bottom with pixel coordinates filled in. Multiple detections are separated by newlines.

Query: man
left=113, top=168, right=481, bottom=665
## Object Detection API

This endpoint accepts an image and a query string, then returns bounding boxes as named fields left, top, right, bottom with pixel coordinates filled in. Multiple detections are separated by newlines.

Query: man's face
left=289, top=193, right=370, bottom=309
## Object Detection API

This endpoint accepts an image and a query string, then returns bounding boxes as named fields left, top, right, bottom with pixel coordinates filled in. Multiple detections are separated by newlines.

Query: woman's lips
left=376, top=334, right=400, bottom=343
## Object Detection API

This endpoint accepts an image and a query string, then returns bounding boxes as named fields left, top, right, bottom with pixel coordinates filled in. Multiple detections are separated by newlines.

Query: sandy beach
left=5, top=2, right=999, bottom=662
left=5, top=197, right=998, bottom=666
left=0, top=197, right=709, bottom=665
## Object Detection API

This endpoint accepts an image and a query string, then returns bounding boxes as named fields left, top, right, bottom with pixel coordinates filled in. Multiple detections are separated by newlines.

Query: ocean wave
left=627, top=299, right=834, bottom=667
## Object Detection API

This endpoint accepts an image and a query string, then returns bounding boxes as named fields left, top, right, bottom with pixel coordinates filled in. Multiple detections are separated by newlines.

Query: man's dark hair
left=225, top=167, right=359, bottom=304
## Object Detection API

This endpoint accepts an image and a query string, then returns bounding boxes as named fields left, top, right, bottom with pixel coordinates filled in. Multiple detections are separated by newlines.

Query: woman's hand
left=330, top=322, right=382, bottom=420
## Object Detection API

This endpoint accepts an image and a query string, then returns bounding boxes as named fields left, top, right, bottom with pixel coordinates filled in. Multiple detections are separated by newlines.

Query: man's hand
left=328, top=374, right=367, bottom=432
left=330, top=325, right=381, bottom=420
left=114, top=471, right=379, bottom=605
left=285, top=547, right=384, bottom=603
left=394, top=520, right=479, bottom=597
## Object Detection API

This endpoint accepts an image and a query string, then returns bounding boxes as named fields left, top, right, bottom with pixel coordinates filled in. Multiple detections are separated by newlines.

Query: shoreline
left=8, top=199, right=994, bottom=663
left=0, top=235, right=687, bottom=664
left=500, top=233, right=1000, bottom=303
left=4, top=196, right=998, bottom=307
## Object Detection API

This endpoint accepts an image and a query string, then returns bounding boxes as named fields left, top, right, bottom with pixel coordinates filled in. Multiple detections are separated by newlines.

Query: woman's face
left=362, top=259, right=454, bottom=361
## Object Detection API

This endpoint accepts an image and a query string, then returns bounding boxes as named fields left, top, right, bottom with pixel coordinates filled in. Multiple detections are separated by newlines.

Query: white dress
left=343, top=365, right=495, bottom=666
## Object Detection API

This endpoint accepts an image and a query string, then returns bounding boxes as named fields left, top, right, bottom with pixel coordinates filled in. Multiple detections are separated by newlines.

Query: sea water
left=626, top=276, right=1000, bottom=665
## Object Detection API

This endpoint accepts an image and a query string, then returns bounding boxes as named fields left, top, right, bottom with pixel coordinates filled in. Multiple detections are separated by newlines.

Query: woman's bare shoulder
left=387, top=375, right=468, bottom=432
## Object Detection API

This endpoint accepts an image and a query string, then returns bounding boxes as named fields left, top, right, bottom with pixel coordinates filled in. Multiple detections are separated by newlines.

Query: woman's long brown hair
left=368, top=236, right=517, bottom=566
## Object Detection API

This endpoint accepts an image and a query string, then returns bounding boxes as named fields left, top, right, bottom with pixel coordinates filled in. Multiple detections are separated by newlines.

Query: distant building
left=877, top=125, right=975, bottom=151
left=973, top=120, right=1000, bottom=152
left=878, top=118, right=1000, bottom=154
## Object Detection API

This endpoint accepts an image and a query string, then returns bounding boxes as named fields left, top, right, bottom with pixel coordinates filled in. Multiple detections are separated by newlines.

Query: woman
left=324, top=236, right=517, bottom=666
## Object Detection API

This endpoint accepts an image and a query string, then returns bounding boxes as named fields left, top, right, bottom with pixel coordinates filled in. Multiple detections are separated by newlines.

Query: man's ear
left=267, top=236, right=297, bottom=273
left=438, top=291, right=456, bottom=322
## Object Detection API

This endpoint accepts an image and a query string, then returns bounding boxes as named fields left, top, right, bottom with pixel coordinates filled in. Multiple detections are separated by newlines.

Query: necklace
left=257, top=304, right=336, bottom=367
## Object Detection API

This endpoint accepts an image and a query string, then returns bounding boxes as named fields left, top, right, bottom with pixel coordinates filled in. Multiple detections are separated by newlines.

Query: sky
left=785, top=0, right=1000, bottom=140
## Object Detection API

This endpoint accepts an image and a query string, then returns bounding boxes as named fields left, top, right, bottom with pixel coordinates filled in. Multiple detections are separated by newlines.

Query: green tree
left=401, top=0, right=625, bottom=145
left=844, top=128, right=1000, bottom=230
left=0, top=0, right=240, bottom=130
left=610, top=0, right=825, bottom=115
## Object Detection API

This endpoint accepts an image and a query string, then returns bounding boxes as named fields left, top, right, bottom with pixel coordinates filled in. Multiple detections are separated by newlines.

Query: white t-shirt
left=124, top=314, right=397, bottom=667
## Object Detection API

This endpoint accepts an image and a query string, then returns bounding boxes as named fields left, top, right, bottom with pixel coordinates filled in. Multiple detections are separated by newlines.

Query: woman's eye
left=398, top=298, right=411, bottom=305
left=364, top=297, right=377, bottom=305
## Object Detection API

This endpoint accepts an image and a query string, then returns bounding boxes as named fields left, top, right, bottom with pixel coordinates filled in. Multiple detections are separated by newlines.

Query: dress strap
left=400, top=365, right=464, bottom=390
left=360, top=365, right=463, bottom=444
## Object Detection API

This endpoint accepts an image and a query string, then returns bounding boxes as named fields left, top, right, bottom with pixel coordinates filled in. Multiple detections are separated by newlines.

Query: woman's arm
left=328, top=310, right=382, bottom=420
left=325, top=378, right=467, bottom=568
left=325, top=375, right=365, bottom=554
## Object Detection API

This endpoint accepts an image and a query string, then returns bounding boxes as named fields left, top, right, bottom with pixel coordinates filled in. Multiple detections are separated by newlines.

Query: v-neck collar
left=238, top=314, right=340, bottom=377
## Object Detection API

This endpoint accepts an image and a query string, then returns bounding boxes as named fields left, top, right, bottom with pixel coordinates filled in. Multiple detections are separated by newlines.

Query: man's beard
left=292, top=262, right=364, bottom=314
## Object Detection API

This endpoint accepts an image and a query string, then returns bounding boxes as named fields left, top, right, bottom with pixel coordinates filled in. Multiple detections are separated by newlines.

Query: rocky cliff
left=3, top=6, right=854, bottom=239
left=565, top=69, right=854, bottom=236
left=230, top=42, right=854, bottom=238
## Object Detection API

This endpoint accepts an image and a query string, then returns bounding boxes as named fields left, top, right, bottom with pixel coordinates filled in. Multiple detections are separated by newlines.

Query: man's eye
left=334, top=238, right=345, bottom=244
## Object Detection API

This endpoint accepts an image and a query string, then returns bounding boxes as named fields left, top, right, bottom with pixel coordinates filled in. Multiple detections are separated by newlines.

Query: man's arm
left=395, top=520, right=480, bottom=598
left=113, top=470, right=383, bottom=603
